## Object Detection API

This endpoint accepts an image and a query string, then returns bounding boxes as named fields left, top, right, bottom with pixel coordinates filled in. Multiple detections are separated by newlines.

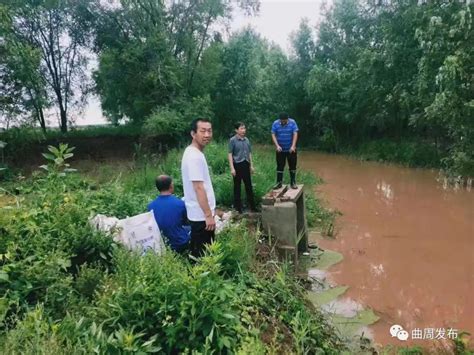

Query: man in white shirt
left=181, top=118, right=216, bottom=257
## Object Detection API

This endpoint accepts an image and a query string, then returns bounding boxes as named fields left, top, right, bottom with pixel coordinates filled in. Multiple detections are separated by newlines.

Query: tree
left=414, top=2, right=474, bottom=174
left=286, top=19, right=317, bottom=145
left=167, top=0, right=259, bottom=93
left=213, top=28, right=288, bottom=140
left=4, top=0, right=92, bottom=132
left=91, top=0, right=259, bottom=124
left=304, top=0, right=473, bottom=174
left=0, top=4, right=49, bottom=131
left=306, top=0, right=375, bottom=147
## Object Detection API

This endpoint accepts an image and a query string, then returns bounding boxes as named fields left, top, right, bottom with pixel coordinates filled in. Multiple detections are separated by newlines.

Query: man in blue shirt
left=271, top=112, right=299, bottom=189
left=147, top=175, right=190, bottom=253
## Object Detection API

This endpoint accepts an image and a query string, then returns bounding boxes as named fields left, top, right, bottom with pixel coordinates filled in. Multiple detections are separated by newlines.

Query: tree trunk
left=54, top=87, right=68, bottom=133
left=59, top=105, right=67, bottom=133
left=36, top=105, right=47, bottom=134
left=188, top=14, right=212, bottom=93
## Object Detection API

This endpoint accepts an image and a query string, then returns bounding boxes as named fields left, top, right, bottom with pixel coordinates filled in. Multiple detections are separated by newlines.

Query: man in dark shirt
left=228, top=122, right=256, bottom=213
left=147, top=175, right=190, bottom=253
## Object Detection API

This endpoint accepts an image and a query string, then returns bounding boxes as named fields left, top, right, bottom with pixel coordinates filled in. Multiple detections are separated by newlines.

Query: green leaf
left=307, top=286, right=349, bottom=306
left=207, top=325, right=215, bottom=342
left=59, top=143, right=68, bottom=153
left=48, top=145, right=60, bottom=156
left=311, top=249, right=343, bottom=270
left=57, top=258, right=71, bottom=270
left=0, top=271, right=9, bottom=282
left=220, top=336, right=231, bottom=348
left=0, top=297, right=10, bottom=323
left=42, top=153, right=55, bottom=161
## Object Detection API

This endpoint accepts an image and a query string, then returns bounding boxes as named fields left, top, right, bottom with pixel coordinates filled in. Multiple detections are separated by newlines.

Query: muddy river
left=300, top=151, right=473, bottom=348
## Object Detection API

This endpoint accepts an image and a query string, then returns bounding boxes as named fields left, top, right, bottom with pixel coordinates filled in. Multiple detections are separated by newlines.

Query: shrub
left=355, top=139, right=441, bottom=168
left=142, top=108, right=187, bottom=140
left=141, top=95, right=214, bottom=146
left=90, top=245, right=246, bottom=353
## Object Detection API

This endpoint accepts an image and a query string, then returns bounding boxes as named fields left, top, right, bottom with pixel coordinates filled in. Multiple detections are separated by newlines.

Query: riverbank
left=1, top=127, right=472, bottom=180
left=0, top=143, right=347, bottom=353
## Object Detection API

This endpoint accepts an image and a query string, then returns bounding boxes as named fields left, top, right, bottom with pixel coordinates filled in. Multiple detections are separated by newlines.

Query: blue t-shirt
left=271, top=118, right=299, bottom=152
left=147, top=195, right=190, bottom=251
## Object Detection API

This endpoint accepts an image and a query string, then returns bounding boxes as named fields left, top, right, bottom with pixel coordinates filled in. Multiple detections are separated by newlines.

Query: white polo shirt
left=181, top=145, right=216, bottom=221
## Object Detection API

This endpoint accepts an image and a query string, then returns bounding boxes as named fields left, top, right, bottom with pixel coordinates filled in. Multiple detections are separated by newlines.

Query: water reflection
left=376, top=180, right=394, bottom=203
left=369, top=263, right=385, bottom=277
left=437, top=172, right=473, bottom=192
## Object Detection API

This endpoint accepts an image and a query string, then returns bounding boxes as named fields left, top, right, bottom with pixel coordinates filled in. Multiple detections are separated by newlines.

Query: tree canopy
left=1, top=0, right=473, bottom=174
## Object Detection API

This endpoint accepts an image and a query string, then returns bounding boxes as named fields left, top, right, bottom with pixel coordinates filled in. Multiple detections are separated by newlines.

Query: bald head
left=155, top=175, right=173, bottom=193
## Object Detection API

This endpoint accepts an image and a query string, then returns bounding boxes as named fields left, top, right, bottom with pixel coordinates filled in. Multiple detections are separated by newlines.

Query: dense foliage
left=304, top=0, right=473, bottom=175
left=0, top=144, right=343, bottom=353
left=1, top=0, right=472, bottom=174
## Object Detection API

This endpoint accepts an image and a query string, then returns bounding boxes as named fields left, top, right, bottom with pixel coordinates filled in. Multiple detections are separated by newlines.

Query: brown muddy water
left=299, top=151, right=474, bottom=349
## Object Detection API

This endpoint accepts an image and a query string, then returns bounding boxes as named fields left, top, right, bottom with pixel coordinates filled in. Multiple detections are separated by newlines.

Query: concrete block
left=261, top=185, right=309, bottom=266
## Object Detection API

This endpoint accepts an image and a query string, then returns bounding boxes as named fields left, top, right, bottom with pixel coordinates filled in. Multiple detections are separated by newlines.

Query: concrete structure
left=261, top=185, right=309, bottom=265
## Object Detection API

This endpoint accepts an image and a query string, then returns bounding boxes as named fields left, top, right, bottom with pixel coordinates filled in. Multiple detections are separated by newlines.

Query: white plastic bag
left=89, top=214, right=120, bottom=235
left=215, top=211, right=232, bottom=234
left=116, top=211, right=166, bottom=255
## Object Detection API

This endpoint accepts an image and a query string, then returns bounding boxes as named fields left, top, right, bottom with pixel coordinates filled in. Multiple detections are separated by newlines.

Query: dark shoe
left=273, top=182, right=282, bottom=190
left=290, top=170, right=297, bottom=189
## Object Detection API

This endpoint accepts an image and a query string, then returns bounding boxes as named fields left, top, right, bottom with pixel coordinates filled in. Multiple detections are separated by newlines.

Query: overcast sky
left=75, top=0, right=325, bottom=126
left=232, top=0, right=324, bottom=53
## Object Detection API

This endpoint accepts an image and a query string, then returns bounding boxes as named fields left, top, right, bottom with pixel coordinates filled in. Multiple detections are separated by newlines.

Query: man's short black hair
left=279, top=112, right=289, bottom=120
left=234, top=121, right=245, bottom=130
left=191, top=118, right=211, bottom=133
left=155, top=175, right=172, bottom=192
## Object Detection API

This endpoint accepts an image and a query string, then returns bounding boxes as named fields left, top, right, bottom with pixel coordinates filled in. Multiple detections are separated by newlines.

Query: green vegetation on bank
left=0, top=125, right=457, bottom=176
left=0, top=125, right=141, bottom=163
left=347, top=139, right=442, bottom=169
left=0, top=143, right=343, bottom=353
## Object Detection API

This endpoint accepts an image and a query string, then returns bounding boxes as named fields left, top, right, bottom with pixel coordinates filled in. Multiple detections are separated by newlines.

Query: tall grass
left=126, top=142, right=332, bottom=229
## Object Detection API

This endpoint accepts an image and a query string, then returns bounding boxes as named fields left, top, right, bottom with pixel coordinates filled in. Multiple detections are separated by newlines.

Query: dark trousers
left=233, top=160, right=256, bottom=212
left=276, top=151, right=297, bottom=183
left=189, top=221, right=215, bottom=258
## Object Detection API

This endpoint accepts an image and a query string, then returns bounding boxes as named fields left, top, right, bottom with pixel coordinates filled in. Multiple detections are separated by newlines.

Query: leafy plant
left=39, top=143, right=76, bottom=176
